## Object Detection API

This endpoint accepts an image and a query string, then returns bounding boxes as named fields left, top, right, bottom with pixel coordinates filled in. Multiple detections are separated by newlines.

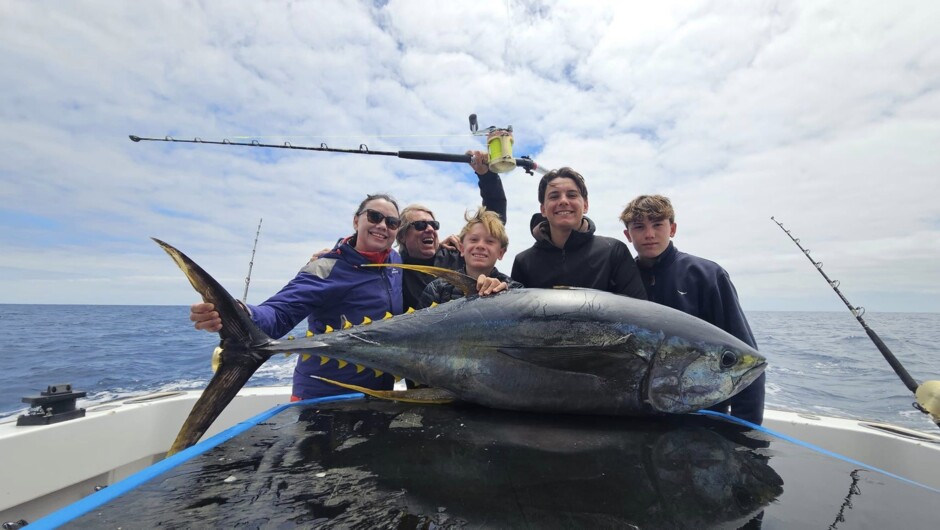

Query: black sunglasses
left=359, top=209, right=402, bottom=229
left=407, top=220, right=440, bottom=231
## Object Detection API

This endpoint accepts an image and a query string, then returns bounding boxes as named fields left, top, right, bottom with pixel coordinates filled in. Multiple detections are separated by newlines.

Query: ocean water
left=1, top=304, right=937, bottom=433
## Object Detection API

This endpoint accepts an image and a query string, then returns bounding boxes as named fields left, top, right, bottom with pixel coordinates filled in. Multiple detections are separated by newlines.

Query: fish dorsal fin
left=310, top=376, right=457, bottom=404
left=363, top=263, right=478, bottom=296
left=497, top=334, right=644, bottom=377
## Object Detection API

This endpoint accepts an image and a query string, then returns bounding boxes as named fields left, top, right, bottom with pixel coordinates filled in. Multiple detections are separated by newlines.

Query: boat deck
left=44, top=397, right=940, bottom=528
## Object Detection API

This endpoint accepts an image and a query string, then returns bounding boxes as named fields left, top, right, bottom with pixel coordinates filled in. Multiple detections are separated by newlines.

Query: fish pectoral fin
left=311, top=376, right=457, bottom=404
left=362, top=263, right=478, bottom=296
left=497, top=336, right=644, bottom=377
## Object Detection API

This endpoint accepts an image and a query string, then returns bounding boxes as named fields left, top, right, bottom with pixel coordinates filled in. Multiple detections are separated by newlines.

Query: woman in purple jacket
left=190, top=194, right=404, bottom=400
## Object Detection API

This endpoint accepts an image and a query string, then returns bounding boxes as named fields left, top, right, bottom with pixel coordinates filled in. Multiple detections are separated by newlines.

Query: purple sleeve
left=245, top=271, right=331, bottom=339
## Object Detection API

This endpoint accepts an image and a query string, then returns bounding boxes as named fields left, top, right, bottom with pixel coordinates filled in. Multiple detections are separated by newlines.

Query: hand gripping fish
left=155, top=239, right=766, bottom=455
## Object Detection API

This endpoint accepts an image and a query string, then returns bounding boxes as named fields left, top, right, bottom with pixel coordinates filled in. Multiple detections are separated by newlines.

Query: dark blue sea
left=1, top=305, right=937, bottom=432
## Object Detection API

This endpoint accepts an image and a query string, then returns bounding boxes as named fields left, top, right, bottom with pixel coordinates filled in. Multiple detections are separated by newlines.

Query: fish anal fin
left=311, top=376, right=457, bottom=404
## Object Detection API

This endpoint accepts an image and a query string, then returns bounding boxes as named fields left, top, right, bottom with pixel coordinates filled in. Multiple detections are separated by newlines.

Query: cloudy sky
left=1, top=0, right=938, bottom=312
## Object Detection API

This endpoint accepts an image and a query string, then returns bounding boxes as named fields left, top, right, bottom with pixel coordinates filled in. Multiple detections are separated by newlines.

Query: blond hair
left=459, top=207, right=509, bottom=249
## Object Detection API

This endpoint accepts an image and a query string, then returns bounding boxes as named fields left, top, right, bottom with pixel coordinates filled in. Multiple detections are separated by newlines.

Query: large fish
left=155, top=239, right=766, bottom=454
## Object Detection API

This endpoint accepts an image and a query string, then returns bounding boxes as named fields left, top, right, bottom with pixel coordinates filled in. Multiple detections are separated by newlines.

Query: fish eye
left=732, top=485, right=754, bottom=506
left=720, top=350, right=738, bottom=369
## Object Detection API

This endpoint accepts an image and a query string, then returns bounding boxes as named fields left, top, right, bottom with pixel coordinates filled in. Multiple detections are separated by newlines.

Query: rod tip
left=129, top=135, right=141, bottom=142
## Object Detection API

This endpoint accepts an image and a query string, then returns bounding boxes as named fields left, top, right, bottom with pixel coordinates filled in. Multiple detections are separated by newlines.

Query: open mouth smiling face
left=354, top=200, right=400, bottom=253
left=541, top=178, right=587, bottom=231
left=404, top=213, right=440, bottom=259
left=461, top=224, right=506, bottom=272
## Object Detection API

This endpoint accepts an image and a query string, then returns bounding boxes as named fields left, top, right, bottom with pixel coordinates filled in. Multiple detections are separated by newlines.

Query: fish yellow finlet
left=361, top=316, right=372, bottom=325
left=286, top=335, right=295, bottom=340
left=356, top=364, right=365, bottom=373
left=301, top=354, right=311, bottom=362
left=306, top=330, right=314, bottom=337
left=325, top=325, right=334, bottom=333
left=319, top=355, right=329, bottom=365
left=211, top=346, right=223, bottom=373
left=406, top=307, right=415, bottom=314
left=337, top=360, right=348, bottom=369
left=343, top=319, right=353, bottom=330
left=383, top=312, right=393, bottom=319
left=430, top=302, right=438, bottom=307
left=373, top=369, right=384, bottom=378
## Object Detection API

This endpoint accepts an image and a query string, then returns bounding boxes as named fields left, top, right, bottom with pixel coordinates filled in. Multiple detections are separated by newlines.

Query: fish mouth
left=734, top=358, right=767, bottom=391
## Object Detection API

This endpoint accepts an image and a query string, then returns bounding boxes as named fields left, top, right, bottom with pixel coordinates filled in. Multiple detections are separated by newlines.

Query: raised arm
left=468, top=149, right=508, bottom=224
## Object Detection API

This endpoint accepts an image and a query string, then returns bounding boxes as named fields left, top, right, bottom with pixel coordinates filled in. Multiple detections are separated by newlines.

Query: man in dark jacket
left=511, top=167, right=647, bottom=299
left=620, top=194, right=765, bottom=424
left=398, top=151, right=508, bottom=309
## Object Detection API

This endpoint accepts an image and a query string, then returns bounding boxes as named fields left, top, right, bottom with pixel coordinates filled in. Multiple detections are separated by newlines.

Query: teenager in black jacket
left=511, top=167, right=646, bottom=300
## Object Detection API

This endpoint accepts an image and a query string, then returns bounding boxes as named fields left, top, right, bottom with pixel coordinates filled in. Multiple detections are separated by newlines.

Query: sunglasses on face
left=359, top=209, right=402, bottom=229
left=407, top=220, right=440, bottom=231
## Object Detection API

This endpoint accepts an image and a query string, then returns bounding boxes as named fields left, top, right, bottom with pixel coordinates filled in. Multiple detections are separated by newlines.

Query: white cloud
left=0, top=0, right=938, bottom=312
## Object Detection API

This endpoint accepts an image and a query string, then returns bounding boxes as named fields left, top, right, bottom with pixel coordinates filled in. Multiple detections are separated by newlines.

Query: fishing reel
left=469, top=114, right=516, bottom=173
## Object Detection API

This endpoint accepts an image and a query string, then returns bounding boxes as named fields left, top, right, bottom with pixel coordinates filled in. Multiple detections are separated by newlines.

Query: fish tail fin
left=153, top=237, right=272, bottom=349
left=153, top=238, right=274, bottom=455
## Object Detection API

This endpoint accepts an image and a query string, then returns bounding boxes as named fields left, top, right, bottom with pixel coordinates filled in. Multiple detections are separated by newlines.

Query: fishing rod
left=129, top=114, right=546, bottom=175
left=242, top=218, right=262, bottom=303
left=771, top=216, right=940, bottom=429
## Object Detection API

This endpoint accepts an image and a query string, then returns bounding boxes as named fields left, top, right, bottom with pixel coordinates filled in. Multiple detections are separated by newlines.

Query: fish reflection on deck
left=154, top=239, right=766, bottom=454
left=80, top=401, right=783, bottom=528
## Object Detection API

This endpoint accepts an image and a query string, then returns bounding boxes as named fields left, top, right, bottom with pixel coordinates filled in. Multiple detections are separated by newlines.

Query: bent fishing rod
left=129, top=114, right=546, bottom=175
left=772, top=216, right=940, bottom=429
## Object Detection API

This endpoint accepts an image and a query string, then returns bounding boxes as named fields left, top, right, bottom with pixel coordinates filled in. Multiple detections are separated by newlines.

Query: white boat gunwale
left=2, top=387, right=939, bottom=526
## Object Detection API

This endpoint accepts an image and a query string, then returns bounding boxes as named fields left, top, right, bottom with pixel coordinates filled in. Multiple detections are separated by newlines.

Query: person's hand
left=476, top=275, right=508, bottom=296
left=190, top=302, right=222, bottom=332
left=310, top=248, right=330, bottom=261
left=466, top=149, right=490, bottom=176
left=440, top=234, right=462, bottom=252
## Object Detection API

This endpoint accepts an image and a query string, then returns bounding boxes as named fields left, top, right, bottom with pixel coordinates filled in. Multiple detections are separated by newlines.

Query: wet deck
left=65, top=398, right=938, bottom=528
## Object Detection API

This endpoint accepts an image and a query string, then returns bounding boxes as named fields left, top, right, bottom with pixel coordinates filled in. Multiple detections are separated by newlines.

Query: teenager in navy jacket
left=620, top=194, right=766, bottom=424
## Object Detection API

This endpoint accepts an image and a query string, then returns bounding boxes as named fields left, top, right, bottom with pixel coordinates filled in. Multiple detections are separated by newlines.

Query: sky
left=1, top=0, right=938, bottom=312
